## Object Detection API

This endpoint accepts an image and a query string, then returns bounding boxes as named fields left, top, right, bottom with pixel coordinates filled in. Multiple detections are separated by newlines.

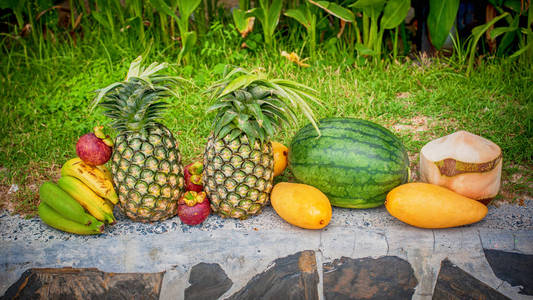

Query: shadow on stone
left=322, top=256, right=417, bottom=300
left=484, top=249, right=533, bottom=296
left=1, top=267, right=164, bottom=300
left=433, top=258, right=509, bottom=300
left=185, top=262, right=232, bottom=300
left=228, top=250, right=319, bottom=300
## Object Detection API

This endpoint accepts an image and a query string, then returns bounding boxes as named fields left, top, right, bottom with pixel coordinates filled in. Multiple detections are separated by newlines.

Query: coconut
left=420, top=130, right=502, bottom=201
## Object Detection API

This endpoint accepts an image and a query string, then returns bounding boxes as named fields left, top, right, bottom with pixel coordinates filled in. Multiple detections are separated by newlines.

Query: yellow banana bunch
left=96, top=164, right=114, bottom=183
left=61, top=157, right=118, bottom=204
left=57, top=176, right=116, bottom=225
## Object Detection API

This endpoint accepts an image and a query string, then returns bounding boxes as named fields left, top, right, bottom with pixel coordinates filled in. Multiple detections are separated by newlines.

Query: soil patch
left=0, top=162, right=61, bottom=217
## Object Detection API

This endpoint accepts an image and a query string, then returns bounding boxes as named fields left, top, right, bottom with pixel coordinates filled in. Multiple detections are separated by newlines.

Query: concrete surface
left=1, top=200, right=532, bottom=299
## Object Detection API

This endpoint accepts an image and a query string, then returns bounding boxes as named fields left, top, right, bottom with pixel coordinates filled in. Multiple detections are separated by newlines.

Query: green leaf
left=467, top=12, right=509, bottom=75
left=285, top=6, right=311, bottom=29
left=149, top=0, right=180, bottom=22
left=233, top=8, right=249, bottom=32
left=214, top=110, right=238, bottom=137
left=263, top=106, right=289, bottom=124
left=267, top=82, right=320, bottom=136
left=309, top=0, right=355, bottom=22
left=495, top=15, right=520, bottom=56
left=0, top=0, right=25, bottom=9
left=350, top=0, right=386, bottom=8
left=207, top=66, right=321, bottom=138
left=270, top=79, right=317, bottom=94
left=247, top=103, right=265, bottom=126
left=217, top=123, right=236, bottom=140
left=126, top=56, right=143, bottom=80
left=219, top=74, right=260, bottom=98
left=249, top=103, right=275, bottom=137
left=261, top=98, right=298, bottom=125
left=239, top=0, right=249, bottom=10
left=206, top=101, right=232, bottom=113
left=350, top=0, right=385, bottom=18
left=177, top=0, right=202, bottom=20
left=471, top=13, right=509, bottom=41
left=270, top=81, right=322, bottom=111
left=427, top=0, right=460, bottom=49
left=91, top=82, right=125, bottom=111
left=355, top=43, right=377, bottom=56
left=178, top=31, right=197, bottom=64
left=237, top=113, right=259, bottom=143
left=228, top=128, right=243, bottom=141
left=92, top=12, right=110, bottom=28
left=230, top=97, right=246, bottom=112
left=282, top=87, right=320, bottom=136
left=490, top=26, right=516, bottom=39
left=223, top=66, right=249, bottom=79
left=509, top=42, right=533, bottom=59
left=488, top=0, right=504, bottom=6
left=381, top=0, right=411, bottom=29
left=267, top=0, right=283, bottom=36
left=248, top=7, right=264, bottom=24
left=503, top=0, right=522, bottom=12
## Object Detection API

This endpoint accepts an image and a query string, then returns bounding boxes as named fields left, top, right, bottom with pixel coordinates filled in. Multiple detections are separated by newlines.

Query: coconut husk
left=420, top=130, right=502, bottom=201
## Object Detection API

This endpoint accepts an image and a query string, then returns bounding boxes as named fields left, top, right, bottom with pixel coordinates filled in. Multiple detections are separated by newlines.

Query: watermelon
left=288, top=118, right=410, bottom=208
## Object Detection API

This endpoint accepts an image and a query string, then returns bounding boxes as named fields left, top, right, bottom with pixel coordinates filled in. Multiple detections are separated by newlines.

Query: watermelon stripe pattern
left=288, top=118, right=410, bottom=208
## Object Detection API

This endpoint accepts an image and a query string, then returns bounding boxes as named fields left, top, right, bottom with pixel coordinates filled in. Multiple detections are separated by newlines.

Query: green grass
left=0, top=34, right=532, bottom=215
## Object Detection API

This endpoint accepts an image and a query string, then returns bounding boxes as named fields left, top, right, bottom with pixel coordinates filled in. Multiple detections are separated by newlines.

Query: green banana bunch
left=38, top=182, right=104, bottom=234
left=39, top=182, right=94, bottom=225
left=38, top=202, right=104, bottom=235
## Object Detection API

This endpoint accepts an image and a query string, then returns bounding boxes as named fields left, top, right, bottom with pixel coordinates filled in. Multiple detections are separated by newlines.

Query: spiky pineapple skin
left=111, top=123, right=185, bottom=222
left=203, top=133, right=274, bottom=219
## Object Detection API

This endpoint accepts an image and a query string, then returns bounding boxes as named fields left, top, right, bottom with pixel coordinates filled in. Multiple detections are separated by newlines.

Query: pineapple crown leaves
left=206, top=66, right=322, bottom=146
left=91, top=56, right=188, bottom=133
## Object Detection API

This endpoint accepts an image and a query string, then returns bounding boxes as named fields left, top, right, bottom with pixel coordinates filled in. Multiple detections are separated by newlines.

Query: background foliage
left=0, top=0, right=531, bottom=214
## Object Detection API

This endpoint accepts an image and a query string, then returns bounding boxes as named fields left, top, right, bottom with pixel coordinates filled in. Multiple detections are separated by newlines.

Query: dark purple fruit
left=184, top=161, right=203, bottom=192
left=76, top=126, right=113, bottom=166
left=178, top=191, right=210, bottom=225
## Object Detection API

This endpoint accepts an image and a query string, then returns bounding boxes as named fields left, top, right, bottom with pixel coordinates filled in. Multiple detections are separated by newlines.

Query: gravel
left=1, top=198, right=531, bottom=244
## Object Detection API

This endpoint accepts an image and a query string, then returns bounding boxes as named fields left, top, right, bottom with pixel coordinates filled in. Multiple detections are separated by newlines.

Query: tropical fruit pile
left=36, top=56, right=502, bottom=234
left=285, top=117, right=496, bottom=229
left=39, top=128, right=118, bottom=235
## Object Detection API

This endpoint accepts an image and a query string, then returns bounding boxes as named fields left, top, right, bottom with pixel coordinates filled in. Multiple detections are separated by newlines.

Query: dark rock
left=323, top=256, right=417, bottom=300
left=1, top=267, right=164, bottom=300
left=185, top=263, right=232, bottom=300
left=433, top=258, right=509, bottom=300
left=484, top=249, right=533, bottom=295
left=228, top=250, right=319, bottom=300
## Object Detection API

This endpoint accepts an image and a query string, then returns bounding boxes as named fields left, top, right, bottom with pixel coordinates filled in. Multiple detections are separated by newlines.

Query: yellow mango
left=385, top=182, right=488, bottom=229
left=271, top=182, right=332, bottom=229
left=272, top=141, right=288, bottom=177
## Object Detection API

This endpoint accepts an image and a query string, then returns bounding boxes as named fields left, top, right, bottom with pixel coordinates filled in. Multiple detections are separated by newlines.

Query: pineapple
left=204, top=67, right=321, bottom=219
left=92, top=56, right=185, bottom=222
